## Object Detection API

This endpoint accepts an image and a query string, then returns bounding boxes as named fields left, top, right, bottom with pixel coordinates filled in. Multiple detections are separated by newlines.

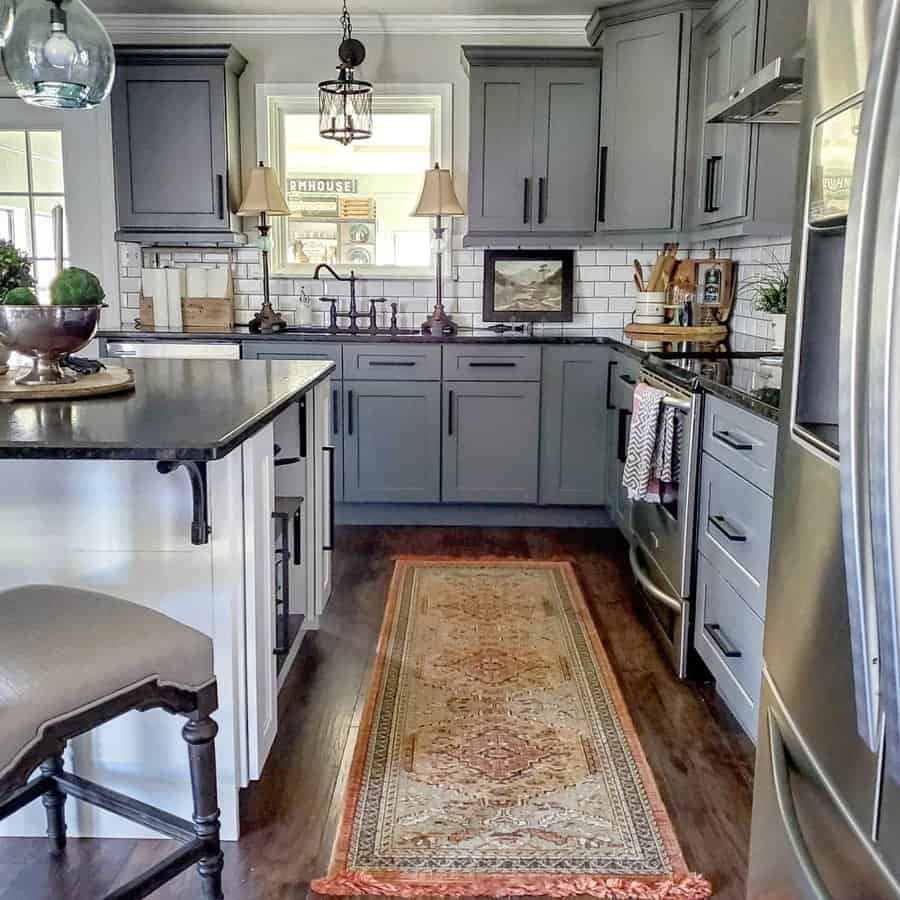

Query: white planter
left=770, top=313, right=787, bottom=350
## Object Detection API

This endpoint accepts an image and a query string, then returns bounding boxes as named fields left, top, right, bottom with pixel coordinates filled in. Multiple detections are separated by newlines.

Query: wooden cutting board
left=0, top=367, right=135, bottom=401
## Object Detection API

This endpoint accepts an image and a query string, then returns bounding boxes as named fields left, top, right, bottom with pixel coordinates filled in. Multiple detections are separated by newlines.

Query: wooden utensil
left=633, top=273, right=645, bottom=294
left=633, top=259, right=646, bottom=292
left=646, top=253, right=668, bottom=292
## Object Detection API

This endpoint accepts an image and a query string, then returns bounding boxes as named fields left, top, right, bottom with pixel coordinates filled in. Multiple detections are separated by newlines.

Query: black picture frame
left=482, top=250, right=574, bottom=323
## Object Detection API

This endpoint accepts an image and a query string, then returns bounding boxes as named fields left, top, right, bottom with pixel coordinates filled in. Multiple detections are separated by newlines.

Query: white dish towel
left=622, top=384, right=680, bottom=503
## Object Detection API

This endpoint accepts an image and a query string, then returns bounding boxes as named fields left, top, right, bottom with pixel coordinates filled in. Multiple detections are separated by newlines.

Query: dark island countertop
left=97, top=326, right=781, bottom=421
left=0, top=357, right=334, bottom=461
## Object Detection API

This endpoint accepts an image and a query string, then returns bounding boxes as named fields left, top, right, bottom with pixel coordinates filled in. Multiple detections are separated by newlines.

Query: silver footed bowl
left=0, top=304, right=105, bottom=386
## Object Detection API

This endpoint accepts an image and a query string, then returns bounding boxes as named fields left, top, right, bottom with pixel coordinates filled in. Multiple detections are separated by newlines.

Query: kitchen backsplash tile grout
left=117, top=226, right=790, bottom=339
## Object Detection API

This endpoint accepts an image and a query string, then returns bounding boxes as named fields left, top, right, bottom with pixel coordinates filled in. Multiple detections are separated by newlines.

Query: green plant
left=745, top=253, right=789, bottom=315
left=3, top=287, right=38, bottom=305
left=0, top=240, right=35, bottom=299
left=50, top=267, right=105, bottom=306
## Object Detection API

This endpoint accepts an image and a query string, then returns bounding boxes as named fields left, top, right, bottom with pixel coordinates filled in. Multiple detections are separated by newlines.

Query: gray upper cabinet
left=597, top=13, right=688, bottom=232
left=343, top=381, right=442, bottom=504
left=685, top=0, right=807, bottom=234
left=443, top=380, right=541, bottom=504
left=540, top=347, right=608, bottom=506
left=463, top=47, right=602, bottom=239
left=111, top=45, right=247, bottom=244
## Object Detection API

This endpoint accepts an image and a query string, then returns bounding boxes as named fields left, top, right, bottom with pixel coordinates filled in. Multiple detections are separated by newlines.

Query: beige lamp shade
left=238, top=162, right=291, bottom=216
left=412, top=163, right=465, bottom=217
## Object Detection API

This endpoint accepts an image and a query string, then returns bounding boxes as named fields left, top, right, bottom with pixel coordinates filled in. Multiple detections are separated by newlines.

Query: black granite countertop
left=0, top=358, right=334, bottom=460
left=97, top=326, right=781, bottom=420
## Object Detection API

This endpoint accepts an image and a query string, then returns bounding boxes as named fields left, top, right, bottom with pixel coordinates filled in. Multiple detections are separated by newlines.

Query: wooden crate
left=139, top=295, right=234, bottom=331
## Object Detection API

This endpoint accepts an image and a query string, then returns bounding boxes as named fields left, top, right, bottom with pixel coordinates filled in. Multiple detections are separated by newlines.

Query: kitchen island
left=0, top=358, right=335, bottom=841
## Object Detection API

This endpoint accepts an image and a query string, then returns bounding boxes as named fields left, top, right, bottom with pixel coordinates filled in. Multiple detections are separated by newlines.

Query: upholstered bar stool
left=0, top=585, right=224, bottom=899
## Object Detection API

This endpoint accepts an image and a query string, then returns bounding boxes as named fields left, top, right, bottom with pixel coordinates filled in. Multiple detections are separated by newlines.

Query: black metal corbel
left=156, top=460, right=211, bottom=545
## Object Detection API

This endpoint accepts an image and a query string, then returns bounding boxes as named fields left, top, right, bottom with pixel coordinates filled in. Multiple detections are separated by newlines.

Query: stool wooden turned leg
left=183, top=716, right=224, bottom=899
left=39, top=753, right=66, bottom=855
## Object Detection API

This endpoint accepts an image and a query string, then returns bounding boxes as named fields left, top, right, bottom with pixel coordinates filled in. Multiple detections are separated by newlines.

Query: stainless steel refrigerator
left=747, top=0, right=900, bottom=896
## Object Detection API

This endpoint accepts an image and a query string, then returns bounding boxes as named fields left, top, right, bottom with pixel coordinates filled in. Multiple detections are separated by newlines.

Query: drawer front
left=442, top=344, right=541, bottom=381
left=703, top=395, right=778, bottom=495
left=698, top=452, right=773, bottom=620
left=342, top=343, right=441, bottom=380
left=696, top=552, right=764, bottom=740
left=611, top=364, right=640, bottom=412
left=242, top=340, right=343, bottom=379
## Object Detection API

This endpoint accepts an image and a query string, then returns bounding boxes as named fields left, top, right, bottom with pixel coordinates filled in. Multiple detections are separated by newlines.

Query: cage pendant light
left=318, top=0, right=373, bottom=145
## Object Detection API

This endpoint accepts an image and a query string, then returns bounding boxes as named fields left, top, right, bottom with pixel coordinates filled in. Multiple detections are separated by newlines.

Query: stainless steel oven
left=628, top=367, right=703, bottom=678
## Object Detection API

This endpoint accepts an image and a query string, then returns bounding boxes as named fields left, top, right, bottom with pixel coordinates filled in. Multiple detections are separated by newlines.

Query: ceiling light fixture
left=2, top=0, right=115, bottom=109
left=318, top=0, right=373, bottom=146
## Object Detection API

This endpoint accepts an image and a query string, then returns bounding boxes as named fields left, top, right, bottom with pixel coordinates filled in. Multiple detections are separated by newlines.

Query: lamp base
left=249, top=300, right=288, bottom=335
left=421, top=303, right=458, bottom=338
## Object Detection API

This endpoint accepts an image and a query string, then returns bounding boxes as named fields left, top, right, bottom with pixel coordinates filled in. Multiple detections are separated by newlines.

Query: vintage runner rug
left=312, top=559, right=710, bottom=899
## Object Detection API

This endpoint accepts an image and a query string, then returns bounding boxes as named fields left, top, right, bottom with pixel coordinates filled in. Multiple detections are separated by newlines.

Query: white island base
left=0, top=377, right=334, bottom=841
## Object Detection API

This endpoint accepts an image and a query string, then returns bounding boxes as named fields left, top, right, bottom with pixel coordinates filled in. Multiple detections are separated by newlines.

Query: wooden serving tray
left=625, top=323, right=729, bottom=339
left=0, top=367, right=135, bottom=401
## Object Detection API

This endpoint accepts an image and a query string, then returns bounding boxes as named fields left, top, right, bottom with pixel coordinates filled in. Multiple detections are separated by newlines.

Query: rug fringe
left=311, top=870, right=713, bottom=899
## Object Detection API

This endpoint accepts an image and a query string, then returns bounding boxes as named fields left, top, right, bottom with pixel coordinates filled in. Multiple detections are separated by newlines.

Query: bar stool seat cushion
left=0, top=585, right=215, bottom=787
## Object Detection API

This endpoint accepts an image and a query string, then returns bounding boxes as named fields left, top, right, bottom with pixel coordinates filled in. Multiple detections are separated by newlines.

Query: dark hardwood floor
left=0, top=527, right=756, bottom=899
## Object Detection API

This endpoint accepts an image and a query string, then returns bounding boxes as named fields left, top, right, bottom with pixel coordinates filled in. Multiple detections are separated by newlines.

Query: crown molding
left=101, top=13, right=590, bottom=40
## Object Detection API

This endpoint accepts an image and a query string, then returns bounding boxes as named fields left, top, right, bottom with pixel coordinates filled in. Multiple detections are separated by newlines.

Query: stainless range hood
left=706, top=55, right=804, bottom=124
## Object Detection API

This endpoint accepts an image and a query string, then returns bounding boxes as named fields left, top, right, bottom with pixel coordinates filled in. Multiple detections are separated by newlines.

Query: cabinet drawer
left=342, top=344, right=441, bottom=380
left=698, top=452, right=773, bottom=620
left=703, top=395, right=778, bottom=494
left=243, top=340, right=342, bottom=379
left=442, top=345, right=541, bottom=381
left=696, top=552, right=764, bottom=740
left=611, top=364, right=640, bottom=411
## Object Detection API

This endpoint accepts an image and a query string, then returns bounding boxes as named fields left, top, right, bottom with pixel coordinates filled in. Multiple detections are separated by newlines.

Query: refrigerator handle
left=767, top=711, right=832, bottom=900
left=838, top=5, right=900, bottom=755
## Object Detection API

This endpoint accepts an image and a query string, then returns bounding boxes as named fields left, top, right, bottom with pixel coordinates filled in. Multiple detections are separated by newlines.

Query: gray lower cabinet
left=342, top=381, right=442, bottom=504
left=539, top=347, right=608, bottom=505
left=443, top=381, right=540, bottom=504
left=111, top=45, right=247, bottom=243
left=605, top=352, right=640, bottom=538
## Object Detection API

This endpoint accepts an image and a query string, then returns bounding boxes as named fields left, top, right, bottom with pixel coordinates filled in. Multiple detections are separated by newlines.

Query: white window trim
left=255, top=82, right=453, bottom=279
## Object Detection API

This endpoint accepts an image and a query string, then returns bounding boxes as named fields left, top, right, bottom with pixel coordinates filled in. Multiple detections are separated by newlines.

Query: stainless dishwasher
left=628, top=367, right=703, bottom=678
left=105, top=340, right=240, bottom=360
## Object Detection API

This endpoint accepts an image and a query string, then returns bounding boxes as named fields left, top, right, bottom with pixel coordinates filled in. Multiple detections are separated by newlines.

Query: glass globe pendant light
left=2, top=0, right=115, bottom=109
left=318, top=0, right=373, bottom=145
left=0, top=1, right=13, bottom=48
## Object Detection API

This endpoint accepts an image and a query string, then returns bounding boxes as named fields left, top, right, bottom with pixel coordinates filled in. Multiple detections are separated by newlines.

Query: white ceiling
left=89, top=0, right=599, bottom=14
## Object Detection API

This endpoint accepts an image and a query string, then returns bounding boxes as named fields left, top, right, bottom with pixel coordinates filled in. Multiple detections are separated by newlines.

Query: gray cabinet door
left=539, top=347, right=608, bottom=505
left=244, top=345, right=344, bottom=503
left=467, top=67, right=536, bottom=234
left=532, top=68, right=602, bottom=234
left=343, top=381, right=442, bottom=504
left=598, top=13, right=684, bottom=231
left=694, top=0, right=756, bottom=225
left=443, top=381, right=540, bottom=504
left=112, top=64, right=227, bottom=231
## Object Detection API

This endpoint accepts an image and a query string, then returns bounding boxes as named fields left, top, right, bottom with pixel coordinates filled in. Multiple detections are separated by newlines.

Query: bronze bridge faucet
left=313, top=264, right=396, bottom=335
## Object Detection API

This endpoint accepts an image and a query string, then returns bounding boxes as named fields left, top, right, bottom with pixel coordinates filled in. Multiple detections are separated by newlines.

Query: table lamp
left=238, top=162, right=292, bottom=333
left=412, top=163, right=465, bottom=336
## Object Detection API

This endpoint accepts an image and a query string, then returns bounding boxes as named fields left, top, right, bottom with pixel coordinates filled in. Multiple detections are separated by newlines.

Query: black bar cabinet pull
left=708, top=155, right=722, bottom=212
left=347, top=390, right=354, bottom=436
left=713, top=429, right=753, bottom=451
left=293, top=500, right=303, bottom=565
left=299, top=396, right=307, bottom=459
left=709, top=515, right=747, bottom=543
left=369, top=360, right=416, bottom=367
left=323, top=447, right=336, bottom=551
left=523, top=177, right=531, bottom=224
left=704, top=623, right=742, bottom=659
left=606, top=360, right=618, bottom=410
left=598, top=146, right=608, bottom=223
left=619, top=373, right=637, bottom=386
left=468, top=361, right=516, bottom=368
left=538, top=177, right=546, bottom=224
left=216, top=174, right=225, bottom=220
left=332, top=387, right=339, bottom=435
left=447, top=390, right=454, bottom=436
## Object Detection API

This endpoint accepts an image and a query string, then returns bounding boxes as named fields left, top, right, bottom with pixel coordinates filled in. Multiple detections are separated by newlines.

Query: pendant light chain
left=341, top=0, right=352, bottom=41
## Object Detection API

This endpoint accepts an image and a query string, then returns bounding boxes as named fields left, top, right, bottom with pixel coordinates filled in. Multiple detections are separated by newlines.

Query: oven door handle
left=628, top=546, right=683, bottom=613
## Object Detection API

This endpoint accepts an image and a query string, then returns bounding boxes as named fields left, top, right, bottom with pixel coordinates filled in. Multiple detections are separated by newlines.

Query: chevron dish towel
left=622, top=384, right=680, bottom=503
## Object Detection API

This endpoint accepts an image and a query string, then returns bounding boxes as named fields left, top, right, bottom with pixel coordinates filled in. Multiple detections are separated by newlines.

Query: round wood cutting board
left=0, top=367, right=135, bottom=402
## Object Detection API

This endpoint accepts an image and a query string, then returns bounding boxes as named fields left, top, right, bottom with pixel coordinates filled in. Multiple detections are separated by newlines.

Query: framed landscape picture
left=482, top=250, right=574, bottom=323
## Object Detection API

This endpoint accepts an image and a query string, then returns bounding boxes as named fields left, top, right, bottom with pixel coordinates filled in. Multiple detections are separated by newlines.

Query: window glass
left=0, top=131, right=28, bottom=192
left=29, top=131, right=64, bottom=194
left=265, top=92, right=445, bottom=277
